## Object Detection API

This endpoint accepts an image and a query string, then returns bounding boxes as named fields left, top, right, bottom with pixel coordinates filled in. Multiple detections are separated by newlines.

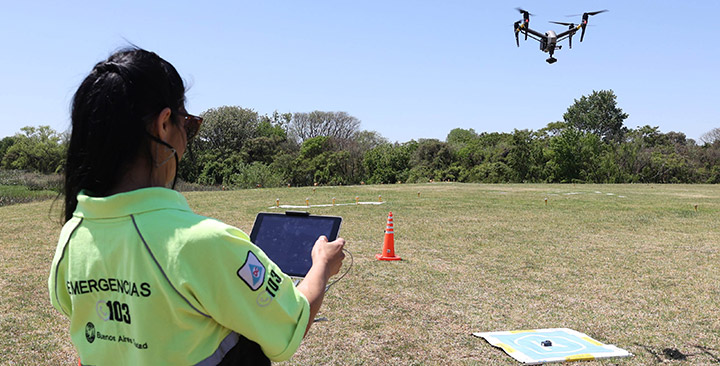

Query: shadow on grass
left=634, top=343, right=720, bottom=364
left=695, top=345, right=720, bottom=363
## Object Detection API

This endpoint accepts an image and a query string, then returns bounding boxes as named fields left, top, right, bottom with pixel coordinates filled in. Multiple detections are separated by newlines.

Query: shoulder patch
left=237, top=251, right=266, bottom=291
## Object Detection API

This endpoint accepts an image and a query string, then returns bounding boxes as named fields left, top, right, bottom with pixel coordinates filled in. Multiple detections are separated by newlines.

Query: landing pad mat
left=472, top=328, right=631, bottom=364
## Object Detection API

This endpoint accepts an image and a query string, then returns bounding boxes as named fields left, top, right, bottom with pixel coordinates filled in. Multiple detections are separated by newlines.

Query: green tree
left=362, top=142, right=415, bottom=184
left=243, top=136, right=286, bottom=164
left=0, top=136, right=17, bottom=163
left=299, top=136, right=329, bottom=159
left=180, top=106, right=296, bottom=184
left=461, top=162, right=513, bottom=183
left=537, top=121, right=570, bottom=138
left=453, top=132, right=514, bottom=182
left=269, top=152, right=298, bottom=185
left=592, top=147, right=625, bottom=183
left=614, top=125, right=663, bottom=182
left=196, top=106, right=261, bottom=157
left=563, top=90, right=628, bottom=143
left=698, top=140, right=720, bottom=183
left=446, top=128, right=477, bottom=151
left=545, top=128, right=603, bottom=182
left=407, top=139, right=454, bottom=182
left=1, top=126, right=66, bottom=173
left=353, top=130, right=388, bottom=152
left=508, top=129, right=534, bottom=182
left=258, top=111, right=290, bottom=139
left=290, top=136, right=350, bottom=186
left=330, top=130, right=387, bottom=185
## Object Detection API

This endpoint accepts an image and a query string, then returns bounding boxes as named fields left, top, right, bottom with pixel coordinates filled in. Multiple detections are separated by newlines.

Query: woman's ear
left=151, top=107, right=173, bottom=140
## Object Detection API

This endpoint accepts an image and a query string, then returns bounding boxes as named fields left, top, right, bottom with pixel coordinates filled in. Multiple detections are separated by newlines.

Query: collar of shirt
left=74, top=187, right=191, bottom=219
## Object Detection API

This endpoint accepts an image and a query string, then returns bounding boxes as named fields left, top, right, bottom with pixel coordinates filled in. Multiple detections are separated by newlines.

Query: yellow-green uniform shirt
left=48, top=188, right=310, bottom=365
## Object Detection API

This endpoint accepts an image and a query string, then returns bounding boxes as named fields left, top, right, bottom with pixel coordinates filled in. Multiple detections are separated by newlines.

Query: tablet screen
left=249, top=212, right=342, bottom=277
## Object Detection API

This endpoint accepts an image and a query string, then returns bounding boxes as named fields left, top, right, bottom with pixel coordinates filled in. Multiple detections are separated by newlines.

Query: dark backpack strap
left=217, top=333, right=271, bottom=366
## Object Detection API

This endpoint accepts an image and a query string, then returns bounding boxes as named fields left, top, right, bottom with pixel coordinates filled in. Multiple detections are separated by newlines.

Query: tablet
left=249, top=212, right=342, bottom=277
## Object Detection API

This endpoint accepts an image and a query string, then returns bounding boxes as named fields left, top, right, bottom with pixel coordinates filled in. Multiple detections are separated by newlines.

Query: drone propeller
left=549, top=21, right=574, bottom=26
left=566, top=9, right=607, bottom=17
left=515, top=8, right=534, bottom=16
left=580, top=9, right=607, bottom=42
left=585, top=9, right=608, bottom=16
left=515, top=8, right=532, bottom=40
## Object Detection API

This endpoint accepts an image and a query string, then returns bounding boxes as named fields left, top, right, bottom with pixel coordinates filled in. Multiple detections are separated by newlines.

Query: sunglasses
left=175, top=111, right=203, bottom=140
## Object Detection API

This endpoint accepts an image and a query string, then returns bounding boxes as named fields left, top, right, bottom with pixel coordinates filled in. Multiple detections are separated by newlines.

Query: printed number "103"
left=106, top=301, right=131, bottom=324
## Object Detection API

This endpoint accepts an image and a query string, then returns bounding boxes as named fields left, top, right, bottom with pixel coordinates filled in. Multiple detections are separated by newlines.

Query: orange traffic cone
left=376, top=212, right=401, bottom=261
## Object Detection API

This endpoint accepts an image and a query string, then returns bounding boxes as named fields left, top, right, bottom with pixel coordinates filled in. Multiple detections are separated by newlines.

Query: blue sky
left=2, top=1, right=718, bottom=143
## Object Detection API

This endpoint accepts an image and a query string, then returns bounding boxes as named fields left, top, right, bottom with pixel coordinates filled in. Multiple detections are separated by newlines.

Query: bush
left=0, top=185, right=58, bottom=206
left=459, top=162, right=513, bottom=183
left=226, top=162, right=285, bottom=189
left=0, top=170, right=61, bottom=207
left=174, top=180, right=223, bottom=192
left=0, top=170, right=62, bottom=192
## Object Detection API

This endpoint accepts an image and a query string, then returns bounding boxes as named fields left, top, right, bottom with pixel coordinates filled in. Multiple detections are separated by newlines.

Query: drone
left=514, top=8, right=607, bottom=64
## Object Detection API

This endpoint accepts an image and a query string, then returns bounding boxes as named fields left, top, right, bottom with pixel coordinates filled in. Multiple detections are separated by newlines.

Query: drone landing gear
left=546, top=57, right=557, bottom=64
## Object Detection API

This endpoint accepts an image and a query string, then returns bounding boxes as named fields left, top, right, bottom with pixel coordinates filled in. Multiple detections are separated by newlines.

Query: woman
left=48, top=47, right=345, bottom=365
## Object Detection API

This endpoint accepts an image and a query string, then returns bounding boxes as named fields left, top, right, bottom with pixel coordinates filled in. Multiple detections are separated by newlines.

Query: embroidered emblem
left=237, top=251, right=266, bottom=291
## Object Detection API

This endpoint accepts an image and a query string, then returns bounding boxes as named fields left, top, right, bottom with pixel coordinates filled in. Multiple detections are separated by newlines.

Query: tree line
left=2, top=90, right=719, bottom=187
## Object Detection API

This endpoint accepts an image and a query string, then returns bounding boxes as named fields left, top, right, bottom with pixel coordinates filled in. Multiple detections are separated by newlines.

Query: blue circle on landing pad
left=492, top=330, right=610, bottom=357
left=514, top=335, right=586, bottom=355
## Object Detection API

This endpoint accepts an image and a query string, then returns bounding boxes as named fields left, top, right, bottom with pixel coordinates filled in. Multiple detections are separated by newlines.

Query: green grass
left=2, top=184, right=719, bottom=365
left=0, top=170, right=62, bottom=207
left=0, top=184, right=58, bottom=207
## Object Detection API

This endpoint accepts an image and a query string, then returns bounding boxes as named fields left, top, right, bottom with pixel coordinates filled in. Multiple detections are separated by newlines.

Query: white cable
left=325, top=248, right=353, bottom=293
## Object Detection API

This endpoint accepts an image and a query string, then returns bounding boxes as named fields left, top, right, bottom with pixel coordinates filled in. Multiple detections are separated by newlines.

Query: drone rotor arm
left=524, top=32, right=544, bottom=43
left=555, top=28, right=577, bottom=40
left=556, top=34, right=573, bottom=49
left=555, top=24, right=578, bottom=49
left=523, top=27, right=547, bottom=40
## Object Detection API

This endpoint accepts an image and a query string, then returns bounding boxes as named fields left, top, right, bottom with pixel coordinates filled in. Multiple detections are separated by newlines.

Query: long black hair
left=64, top=47, right=186, bottom=222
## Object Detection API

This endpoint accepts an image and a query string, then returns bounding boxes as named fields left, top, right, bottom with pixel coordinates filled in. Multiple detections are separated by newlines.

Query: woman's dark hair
left=64, top=47, right=186, bottom=222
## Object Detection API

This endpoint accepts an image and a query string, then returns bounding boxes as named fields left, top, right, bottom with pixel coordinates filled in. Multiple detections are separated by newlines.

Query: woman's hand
left=298, top=235, right=347, bottom=336
left=311, top=236, right=345, bottom=281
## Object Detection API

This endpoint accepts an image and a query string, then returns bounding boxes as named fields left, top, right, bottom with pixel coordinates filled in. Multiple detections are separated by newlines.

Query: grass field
left=1, top=183, right=719, bottom=365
